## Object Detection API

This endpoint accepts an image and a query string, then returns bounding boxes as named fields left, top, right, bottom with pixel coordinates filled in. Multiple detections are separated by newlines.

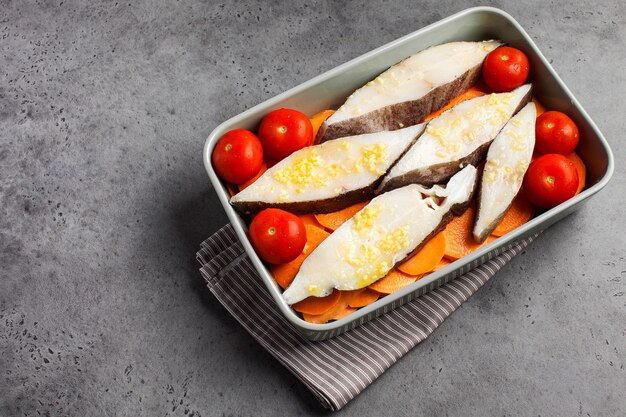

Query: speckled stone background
left=1, top=1, right=624, bottom=416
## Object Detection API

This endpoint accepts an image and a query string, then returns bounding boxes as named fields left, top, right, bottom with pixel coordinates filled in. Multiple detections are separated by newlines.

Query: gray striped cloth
left=197, top=224, right=536, bottom=411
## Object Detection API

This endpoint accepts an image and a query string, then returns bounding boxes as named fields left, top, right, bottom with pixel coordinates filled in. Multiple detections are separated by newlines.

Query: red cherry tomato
left=258, top=108, right=313, bottom=161
left=211, top=129, right=263, bottom=184
left=249, top=209, right=307, bottom=264
left=535, top=111, right=580, bottom=155
left=523, top=154, right=578, bottom=209
left=482, top=46, right=530, bottom=92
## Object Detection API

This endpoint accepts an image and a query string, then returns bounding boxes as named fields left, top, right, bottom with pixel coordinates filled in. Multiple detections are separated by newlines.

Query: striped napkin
left=197, top=224, right=536, bottom=411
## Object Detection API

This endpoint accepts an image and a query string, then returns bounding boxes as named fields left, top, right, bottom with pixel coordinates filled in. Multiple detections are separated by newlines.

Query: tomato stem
left=268, top=227, right=276, bottom=236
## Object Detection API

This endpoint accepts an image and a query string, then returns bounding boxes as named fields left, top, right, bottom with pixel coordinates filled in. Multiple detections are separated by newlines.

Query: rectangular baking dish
left=203, top=7, right=614, bottom=341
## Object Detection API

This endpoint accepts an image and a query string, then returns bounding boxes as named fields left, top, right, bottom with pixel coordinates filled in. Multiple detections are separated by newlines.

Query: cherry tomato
left=523, top=154, right=578, bottom=209
left=535, top=111, right=579, bottom=155
left=482, top=46, right=530, bottom=92
left=249, top=208, right=306, bottom=264
left=258, top=108, right=313, bottom=161
left=211, top=129, right=263, bottom=184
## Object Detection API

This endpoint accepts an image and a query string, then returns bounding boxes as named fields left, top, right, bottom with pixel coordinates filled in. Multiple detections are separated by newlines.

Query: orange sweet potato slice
left=302, top=290, right=358, bottom=324
left=348, top=288, right=381, bottom=308
left=444, top=206, right=496, bottom=260
left=310, top=110, right=336, bottom=138
left=398, top=232, right=446, bottom=276
left=432, top=257, right=452, bottom=271
left=293, top=290, right=341, bottom=315
left=566, top=152, right=586, bottom=195
left=424, top=86, right=487, bottom=122
left=271, top=225, right=329, bottom=289
left=298, top=214, right=324, bottom=229
left=315, top=201, right=369, bottom=231
left=368, top=270, right=421, bottom=295
left=532, top=97, right=547, bottom=116
left=491, top=191, right=535, bottom=237
left=331, top=306, right=357, bottom=321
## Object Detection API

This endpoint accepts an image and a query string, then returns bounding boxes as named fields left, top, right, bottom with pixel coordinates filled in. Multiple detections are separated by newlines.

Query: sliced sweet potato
left=398, top=231, right=446, bottom=275
left=444, top=205, right=495, bottom=260
left=332, top=306, right=358, bottom=321
left=348, top=288, right=381, bottom=308
left=368, top=270, right=422, bottom=295
left=293, top=290, right=341, bottom=315
left=310, top=110, right=335, bottom=138
left=302, top=290, right=358, bottom=324
left=271, top=225, right=329, bottom=289
left=314, top=201, right=369, bottom=231
left=492, top=191, right=534, bottom=237
left=566, top=152, right=586, bottom=195
left=423, top=86, right=487, bottom=122
left=298, top=214, right=323, bottom=229
left=433, top=257, right=452, bottom=271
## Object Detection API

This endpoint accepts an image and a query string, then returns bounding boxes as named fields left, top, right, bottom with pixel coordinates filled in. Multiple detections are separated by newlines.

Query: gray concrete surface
left=1, top=1, right=624, bottom=416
